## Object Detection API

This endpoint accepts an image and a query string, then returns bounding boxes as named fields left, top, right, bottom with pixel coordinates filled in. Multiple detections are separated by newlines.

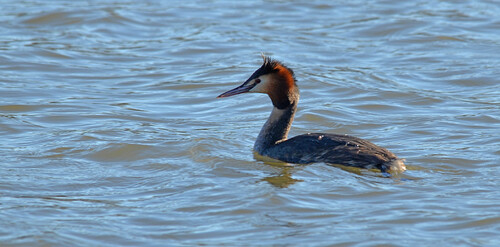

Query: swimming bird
left=217, top=56, right=405, bottom=173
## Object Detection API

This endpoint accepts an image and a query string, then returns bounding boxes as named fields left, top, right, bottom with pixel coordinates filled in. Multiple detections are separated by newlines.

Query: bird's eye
left=255, top=78, right=261, bottom=84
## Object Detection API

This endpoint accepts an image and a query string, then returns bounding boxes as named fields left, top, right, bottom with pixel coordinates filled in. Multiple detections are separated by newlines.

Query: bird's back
left=263, top=133, right=404, bottom=172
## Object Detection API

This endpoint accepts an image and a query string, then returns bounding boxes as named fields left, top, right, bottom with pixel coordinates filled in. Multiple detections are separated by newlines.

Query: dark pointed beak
left=217, top=82, right=254, bottom=98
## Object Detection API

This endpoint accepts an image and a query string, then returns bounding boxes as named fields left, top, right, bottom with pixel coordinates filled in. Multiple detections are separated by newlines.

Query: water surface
left=1, top=0, right=499, bottom=246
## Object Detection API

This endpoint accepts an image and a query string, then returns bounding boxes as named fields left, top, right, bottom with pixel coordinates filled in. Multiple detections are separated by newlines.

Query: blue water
left=1, top=0, right=499, bottom=246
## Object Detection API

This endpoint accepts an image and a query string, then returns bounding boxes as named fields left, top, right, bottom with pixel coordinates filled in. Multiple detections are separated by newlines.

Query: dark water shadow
left=326, top=163, right=421, bottom=183
left=254, top=152, right=419, bottom=188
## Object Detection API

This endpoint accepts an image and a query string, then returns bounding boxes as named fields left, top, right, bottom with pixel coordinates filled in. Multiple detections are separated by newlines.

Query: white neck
left=253, top=102, right=297, bottom=155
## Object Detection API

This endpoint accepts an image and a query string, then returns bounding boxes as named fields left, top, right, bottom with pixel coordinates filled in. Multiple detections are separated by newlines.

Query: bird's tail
left=379, top=158, right=406, bottom=174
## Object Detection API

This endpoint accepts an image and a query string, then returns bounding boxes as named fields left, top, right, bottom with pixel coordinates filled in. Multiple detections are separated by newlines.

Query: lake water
left=1, top=0, right=499, bottom=246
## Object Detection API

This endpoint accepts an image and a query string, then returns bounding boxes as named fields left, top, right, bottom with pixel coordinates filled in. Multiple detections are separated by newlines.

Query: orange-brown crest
left=265, top=62, right=298, bottom=109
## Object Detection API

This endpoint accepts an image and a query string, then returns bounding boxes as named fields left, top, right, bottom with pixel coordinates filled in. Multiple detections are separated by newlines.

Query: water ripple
left=1, top=0, right=499, bottom=246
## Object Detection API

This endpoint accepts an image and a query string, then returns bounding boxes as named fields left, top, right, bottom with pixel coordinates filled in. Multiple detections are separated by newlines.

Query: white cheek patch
left=249, top=74, right=271, bottom=93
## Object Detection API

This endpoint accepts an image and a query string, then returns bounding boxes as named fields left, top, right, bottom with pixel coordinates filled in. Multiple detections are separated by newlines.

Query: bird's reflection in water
left=262, top=167, right=303, bottom=188
left=255, top=152, right=303, bottom=188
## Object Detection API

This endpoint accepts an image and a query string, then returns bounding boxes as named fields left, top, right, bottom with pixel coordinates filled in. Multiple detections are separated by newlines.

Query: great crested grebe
left=217, top=56, right=406, bottom=173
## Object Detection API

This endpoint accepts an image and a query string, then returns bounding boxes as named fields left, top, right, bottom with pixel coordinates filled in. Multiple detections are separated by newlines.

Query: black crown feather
left=247, top=56, right=295, bottom=81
